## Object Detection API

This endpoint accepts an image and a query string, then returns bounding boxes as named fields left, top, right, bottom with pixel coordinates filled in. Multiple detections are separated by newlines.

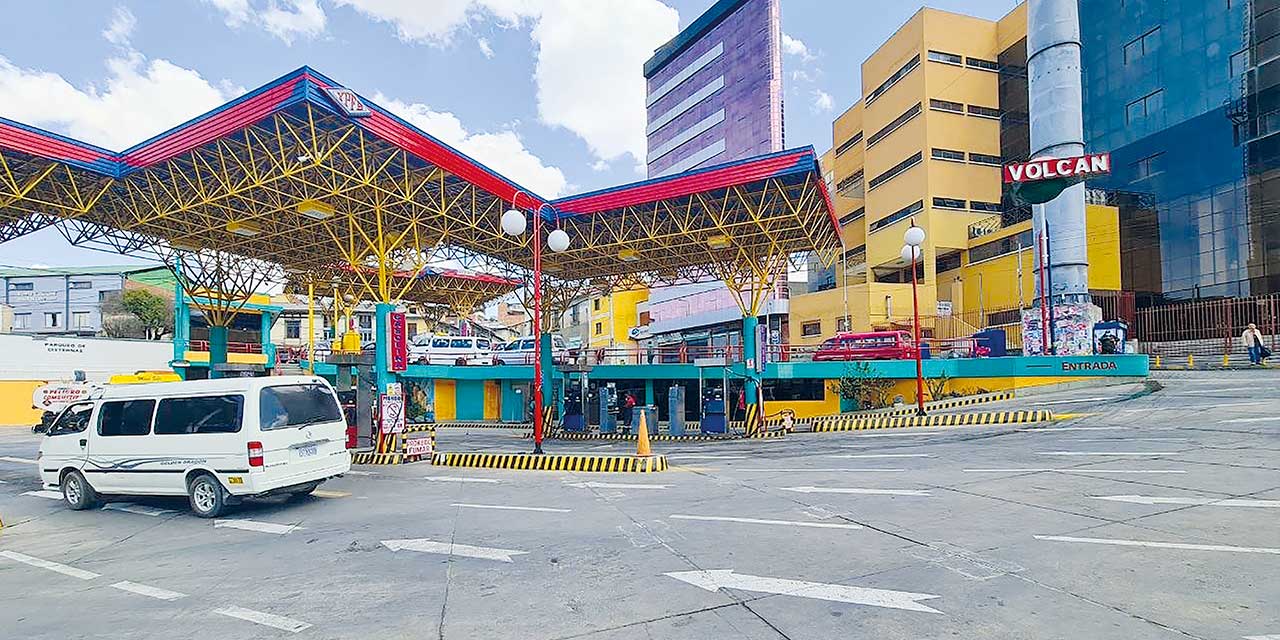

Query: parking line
left=102, top=503, right=177, bottom=517
left=0, top=456, right=37, bottom=464
left=0, top=550, right=100, bottom=580
left=111, top=581, right=186, bottom=601
left=213, top=519, right=299, bottom=535
left=1016, top=426, right=1127, bottom=432
left=1036, top=451, right=1180, bottom=456
left=781, top=486, right=930, bottom=496
left=963, top=468, right=1187, bottom=474
left=423, top=476, right=501, bottom=484
left=215, top=606, right=312, bottom=633
left=23, top=490, right=62, bottom=500
left=451, top=503, right=570, bottom=513
left=828, top=454, right=933, bottom=459
left=1243, top=635, right=1280, bottom=639
left=1034, top=535, right=1280, bottom=555
left=669, top=514, right=862, bottom=530
left=1220, top=416, right=1280, bottom=424
left=749, top=468, right=907, bottom=473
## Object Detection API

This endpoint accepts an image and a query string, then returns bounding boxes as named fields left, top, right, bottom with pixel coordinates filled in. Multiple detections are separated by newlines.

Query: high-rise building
left=643, top=0, right=784, bottom=178
left=1081, top=0, right=1278, bottom=302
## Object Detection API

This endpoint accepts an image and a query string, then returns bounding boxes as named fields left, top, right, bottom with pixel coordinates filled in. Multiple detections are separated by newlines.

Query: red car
left=813, top=331, right=917, bottom=361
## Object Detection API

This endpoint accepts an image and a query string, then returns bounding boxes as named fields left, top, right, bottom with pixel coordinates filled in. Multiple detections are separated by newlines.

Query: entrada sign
left=1062, top=360, right=1118, bottom=372
left=323, top=87, right=372, bottom=117
left=1003, top=153, right=1110, bottom=184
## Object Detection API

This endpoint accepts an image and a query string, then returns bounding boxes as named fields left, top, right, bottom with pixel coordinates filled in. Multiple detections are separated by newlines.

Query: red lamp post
left=901, top=220, right=926, bottom=417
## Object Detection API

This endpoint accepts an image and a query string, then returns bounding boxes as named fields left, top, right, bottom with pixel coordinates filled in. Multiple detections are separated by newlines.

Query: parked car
left=37, top=376, right=351, bottom=518
left=409, top=335, right=494, bottom=365
left=813, top=331, right=917, bottom=361
left=494, top=335, right=568, bottom=365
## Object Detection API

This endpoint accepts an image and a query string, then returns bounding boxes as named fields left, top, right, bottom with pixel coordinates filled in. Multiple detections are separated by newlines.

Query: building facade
left=643, top=0, right=784, bottom=177
left=0, top=265, right=173, bottom=336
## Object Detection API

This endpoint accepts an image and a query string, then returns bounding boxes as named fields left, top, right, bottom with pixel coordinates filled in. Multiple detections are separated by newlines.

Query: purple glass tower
left=644, top=0, right=783, bottom=178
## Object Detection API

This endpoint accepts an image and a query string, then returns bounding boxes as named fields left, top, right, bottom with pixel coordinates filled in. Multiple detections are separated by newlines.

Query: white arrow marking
left=1091, top=495, right=1280, bottom=508
left=664, top=569, right=942, bottom=614
left=1035, top=535, right=1280, bottom=555
left=451, top=503, right=571, bottom=513
left=23, top=490, right=62, bottom=500
left=963, top=468, right=1186, bottom=474
left=102, top=503, right=176, bottom=517
left=111, top=581, right=187, bottom=601
left=380, top=538, right=528, bottom=562
left=1036, top=451, right=1179, bottom=456
left=565, top=481, right=669, bottom=489
left=781, top=486, right=930, bottom=496
left=828, top=454, right=932, bottom=459
left=0, top=456, right=36, bottom=464
left=670, top=514, right=862, bottom=530
left=213, top=519, right=299, bottom=535
left=215, top=606, right=311, bottom=633
left=423, top=476, right=500, bottom=484
left=0, top=550, right=100, bottom=580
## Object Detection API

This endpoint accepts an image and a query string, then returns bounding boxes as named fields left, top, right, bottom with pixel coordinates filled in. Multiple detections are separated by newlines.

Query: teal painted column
left=644, top=378, right=655, bottom=405
left=208, top=325, right=228, bottom=379
left=260, top=311, right=276, bottom=372
left=374, top=302, right=395, bottom=394
left=538, top=333, right=554, bottom=425
left=741, top=314, right=760, bottom=423
left=171, top=261, right=189, bottom=380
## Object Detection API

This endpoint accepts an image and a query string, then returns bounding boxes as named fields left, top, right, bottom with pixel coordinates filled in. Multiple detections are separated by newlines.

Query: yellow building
left=588, top=289, right=649, bottom=355
left=792, top=4, right=1121, bottom=348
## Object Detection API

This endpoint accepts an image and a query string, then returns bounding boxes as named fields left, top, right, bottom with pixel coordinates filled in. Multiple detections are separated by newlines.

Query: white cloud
left=477, top=37, right=494, bottom=58
left=102, top=6, right=137, bottom=45
left=811, top=89, right=834, bottom=113
left=203, top=0, right=325, bottom=43
left=591, top=159, right=609, bottom=172
left=373, top=92, right=567, bottom=198
left=782, top=33, right=814, bottom=61
left=203, top=0, right=252, bottom=25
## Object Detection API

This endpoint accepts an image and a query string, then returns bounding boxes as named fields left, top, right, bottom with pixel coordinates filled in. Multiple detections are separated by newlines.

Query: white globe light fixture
left=904, top=224, right=926, bottom=247
left=501, top=208, right=527, bottom=236
left=547, top=228, right=570, bottom=253
left=900, top=244, right=921, bottom=264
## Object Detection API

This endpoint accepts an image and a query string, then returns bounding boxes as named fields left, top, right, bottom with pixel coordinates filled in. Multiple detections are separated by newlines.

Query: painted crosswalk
left=111, top=581, right=186, bottom=601
left=216, top=606, right=311, bottom=633
left=0, top=550, right=99, bottom=580
left=213, top=519, right=300, bottom=535
left=1034, top=535, right=1280, bottom=555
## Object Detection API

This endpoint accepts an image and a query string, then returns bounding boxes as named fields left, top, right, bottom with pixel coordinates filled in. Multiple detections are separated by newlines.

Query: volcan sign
left=323, top=87, right=371, bottom=117
left=1003, top=153, right=1110, bottom=184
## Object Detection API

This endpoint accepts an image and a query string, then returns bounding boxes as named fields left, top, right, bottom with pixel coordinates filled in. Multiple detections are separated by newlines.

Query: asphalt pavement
left=0, top=370, right=1277, bottom=639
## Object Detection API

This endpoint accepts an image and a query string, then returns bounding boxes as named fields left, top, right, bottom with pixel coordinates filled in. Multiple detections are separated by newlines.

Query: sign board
left=323, top=87, right=372, bottom=117
left=9, top=290, right=58, bottom=303
left=1003, top=153, right=1110, bottom=184
left=405, top=437, right=432, bottom=457
left=379, top=393, right=406, bottom=434
left=32, top=382, right=98, bottom=412
left=388, top=312, right=408, bottom=372
left=936, top=300, right=953, bottom=317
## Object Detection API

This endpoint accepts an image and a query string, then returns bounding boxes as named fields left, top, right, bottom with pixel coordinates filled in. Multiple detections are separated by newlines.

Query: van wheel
left=288, top=481, right=322, bottom=500
left=188, top=474, right=228, bottom=518
left=494, top=359, right=505, bottom=366
left=455, top=357, right=467, bottom=366
left=61, top=470, right=98, bottom=510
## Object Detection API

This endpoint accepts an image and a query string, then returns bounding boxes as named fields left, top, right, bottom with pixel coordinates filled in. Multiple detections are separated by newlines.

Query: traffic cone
left=636, top=410, right=652, bottom=457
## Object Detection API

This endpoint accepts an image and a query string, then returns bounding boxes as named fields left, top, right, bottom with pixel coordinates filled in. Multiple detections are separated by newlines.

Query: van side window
left=154, top=395, right=244, bottom=434
left=476, top=339, right=490, bottom=349
left=49, top=402, right=94, bottom=435
left=450, top=338, right=471, bottom=349
left=97, top=400, right=156, bottom=437
left=260, top=385, right=342, bottom=431
left=432, top=338, right=450, bottom=348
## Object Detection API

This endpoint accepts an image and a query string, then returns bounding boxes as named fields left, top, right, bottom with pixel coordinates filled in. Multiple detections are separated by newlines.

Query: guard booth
left=328, top=352, right=376, bottom=449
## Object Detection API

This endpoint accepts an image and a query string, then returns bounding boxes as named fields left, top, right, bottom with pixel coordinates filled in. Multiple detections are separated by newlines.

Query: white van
left=493, top=335, right=568, bottom=365
left=409, top=335, right=494, bottom=365
left=37, top=376, right=351, bottom=518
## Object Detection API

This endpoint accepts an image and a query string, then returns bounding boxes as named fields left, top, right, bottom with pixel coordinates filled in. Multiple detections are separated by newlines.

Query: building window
left=834, top=132, right=863, bottom=157
left=868, top=200, right=924, bottom=233
left=1123, top=27, right=1161, bottom=65
left=594, top=321, right=603, bottom=335
left=937, top=252, right=963, bottom=273
left=763, top=378, right=827, bottom=402
left=593, top=299, right=601, bottom=311
left=929, top=98, right=964, bottom=114
left=285, top=319, right=301, bottom=339
left=13, top=313, right=30, bottom=329
left=970, top=201, right=1003, bottom=213
left=69, top=281, right=92, bottom=290
left=836, top=170, right=864, bottom=198
left=357, top=315, right=373, bottom=330
left=867, top=152, right=923, bottom=191
left=801, top=320, right=822, bottom=337
left=1132, top=153, right=1163, bottom=180
left=931, top=148, right=966, bottom=162
left=933, top=197, right=967, bottom=210
left=866, top=54, right=920, bottom=105
left=72, top=311, right=91, bottom=329
left=927, top=50, right=963, bottom=66
left=969, top=230, right=1032, bottom=263
left=966, top=57, right=999, bottom=72
left=407, top=322, right=418, bottom=338
left=1126, top=90, right=1163, bottom=124
left=45, top=312, right=61, bottom=328
left=967, top=105, right=1002, bottom=119
left=1230, top=49, right=1250, bottom=76
left=838, top=208, right=866, bottom=225
left=9, top=282, right=33, bottom=291
left=866, top=102, right=922, bottom=148
left=836, top=317, right=849, bottom=332
left=968, top=152, right=1003, bottom=166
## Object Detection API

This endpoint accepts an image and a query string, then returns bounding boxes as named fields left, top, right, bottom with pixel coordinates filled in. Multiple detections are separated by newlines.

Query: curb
left=877, top=391, right=1013, bottom=416
left=351, top=425, right=437, bottom=465
left=809, top=410, right=1053, bottom=432
left=533, top=432, right=744, bottom=443
left=432, top=421, right=531, bottom=430
left=431, top=452, right=668, bottom=473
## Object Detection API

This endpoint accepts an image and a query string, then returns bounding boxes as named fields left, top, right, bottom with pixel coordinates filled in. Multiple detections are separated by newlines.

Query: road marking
left=111, top=581, right=186, bottom=601
left=23, top=490, right=62, bottom=500
left=0, top=456, right=37, bottom=464
left=102, top=503, right=176, bottom=517
left=1036, top=451, right=1179, bottom=456
left=851, top=431, right=948, bottom=438
left=381, top=538, right=528, bottom=562
left=1034, top=535, right=1280, bottom=555
left=749, top=468, right=907, bottom=473
left=1091, top=495, right=1280, bottom=508
left=963, top=468, right=1187, bottom=474
left=781, top=486, right=930, bottom=496
left=1243, top=635, right=1280, bottom=639
left=1221, top=416, right=1280, bottom=424
left=565, top=481, right=670, bottom=489
left=1074, top=438, right=1186, bottom=443
left=827, top=454, right=932, bottom=459
left=311, top=489, right=350, bottom=498
left=213, top=519, right=299, bottom=535
left=1016, top=426, right=1127, bottom=432
left=451, top=503, right=571, bottom=513
left=0, top=550, right=99, bottom=580
left=0, top=479, right=7, bottom=483
left=669, top=514, right=862, bottom=530
left=1188, top=401, right=1272, bottom=409
left=344, top=470, right=377, bottom=476
left=422, top=476, right=501, bottom=484
left=215, top=606, right=312, bottom=633
left=670, top=454, right=746, bottom=460
left=1033, top=397, right=1115, bottom=405
left=664, top=569, right=941, bottom=614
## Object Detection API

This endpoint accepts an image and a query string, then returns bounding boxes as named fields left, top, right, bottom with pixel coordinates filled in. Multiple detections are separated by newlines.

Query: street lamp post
left=901, top=220, right=926, bottom=417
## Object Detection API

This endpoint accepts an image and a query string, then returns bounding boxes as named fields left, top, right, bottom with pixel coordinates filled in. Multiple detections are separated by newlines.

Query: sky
left=0, top=0, right=1019, bottom=269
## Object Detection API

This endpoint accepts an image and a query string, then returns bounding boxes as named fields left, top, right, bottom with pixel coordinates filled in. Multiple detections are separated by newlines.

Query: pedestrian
left=621, top=391, right=637, bottom=426
left=1241, top=323, right=1270, bottom=366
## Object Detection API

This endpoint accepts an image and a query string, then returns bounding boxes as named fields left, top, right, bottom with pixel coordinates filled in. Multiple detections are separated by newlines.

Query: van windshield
left=260, top=384, right=343, bottom=431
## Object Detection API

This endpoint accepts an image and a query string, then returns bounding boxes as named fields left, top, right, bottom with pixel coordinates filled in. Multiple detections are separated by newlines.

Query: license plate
left=297, top=444, right=318, bottom=458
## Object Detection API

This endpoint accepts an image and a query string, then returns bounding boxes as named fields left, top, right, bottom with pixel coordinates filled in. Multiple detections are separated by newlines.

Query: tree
left=925, top=372, right=953, bottom=401
left=827, top=361, right=895, bottom=411
left=101, top=289, right=173, bottom=340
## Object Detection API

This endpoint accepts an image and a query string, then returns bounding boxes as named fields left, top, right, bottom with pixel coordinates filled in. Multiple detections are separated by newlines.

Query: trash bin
left=632, top=405, right=658, bottom=435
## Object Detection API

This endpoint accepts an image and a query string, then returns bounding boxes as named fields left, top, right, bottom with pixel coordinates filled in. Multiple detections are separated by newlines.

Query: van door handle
left=79, top=439, right=87, bottom=447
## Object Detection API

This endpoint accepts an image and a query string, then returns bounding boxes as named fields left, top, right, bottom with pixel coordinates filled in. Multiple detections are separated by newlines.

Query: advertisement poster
left=388, top=312, right=408, bottom=372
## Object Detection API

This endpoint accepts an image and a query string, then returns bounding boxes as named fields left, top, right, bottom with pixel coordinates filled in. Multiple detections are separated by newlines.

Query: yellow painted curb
left=431, top=452, right=669, bottom=473
left=809, top=410, right=1053, bottom=433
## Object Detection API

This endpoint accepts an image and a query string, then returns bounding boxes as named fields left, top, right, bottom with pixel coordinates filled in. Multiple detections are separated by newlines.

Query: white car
left=409, top=335, right=495, bottom=365
left=37, top=376, right=351, bottom=518
left=493, top=336, right=568, bottom=365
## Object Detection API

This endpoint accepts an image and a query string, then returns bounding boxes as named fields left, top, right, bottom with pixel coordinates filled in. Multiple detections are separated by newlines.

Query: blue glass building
left=1080, top=0, right=1275, bottom=302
